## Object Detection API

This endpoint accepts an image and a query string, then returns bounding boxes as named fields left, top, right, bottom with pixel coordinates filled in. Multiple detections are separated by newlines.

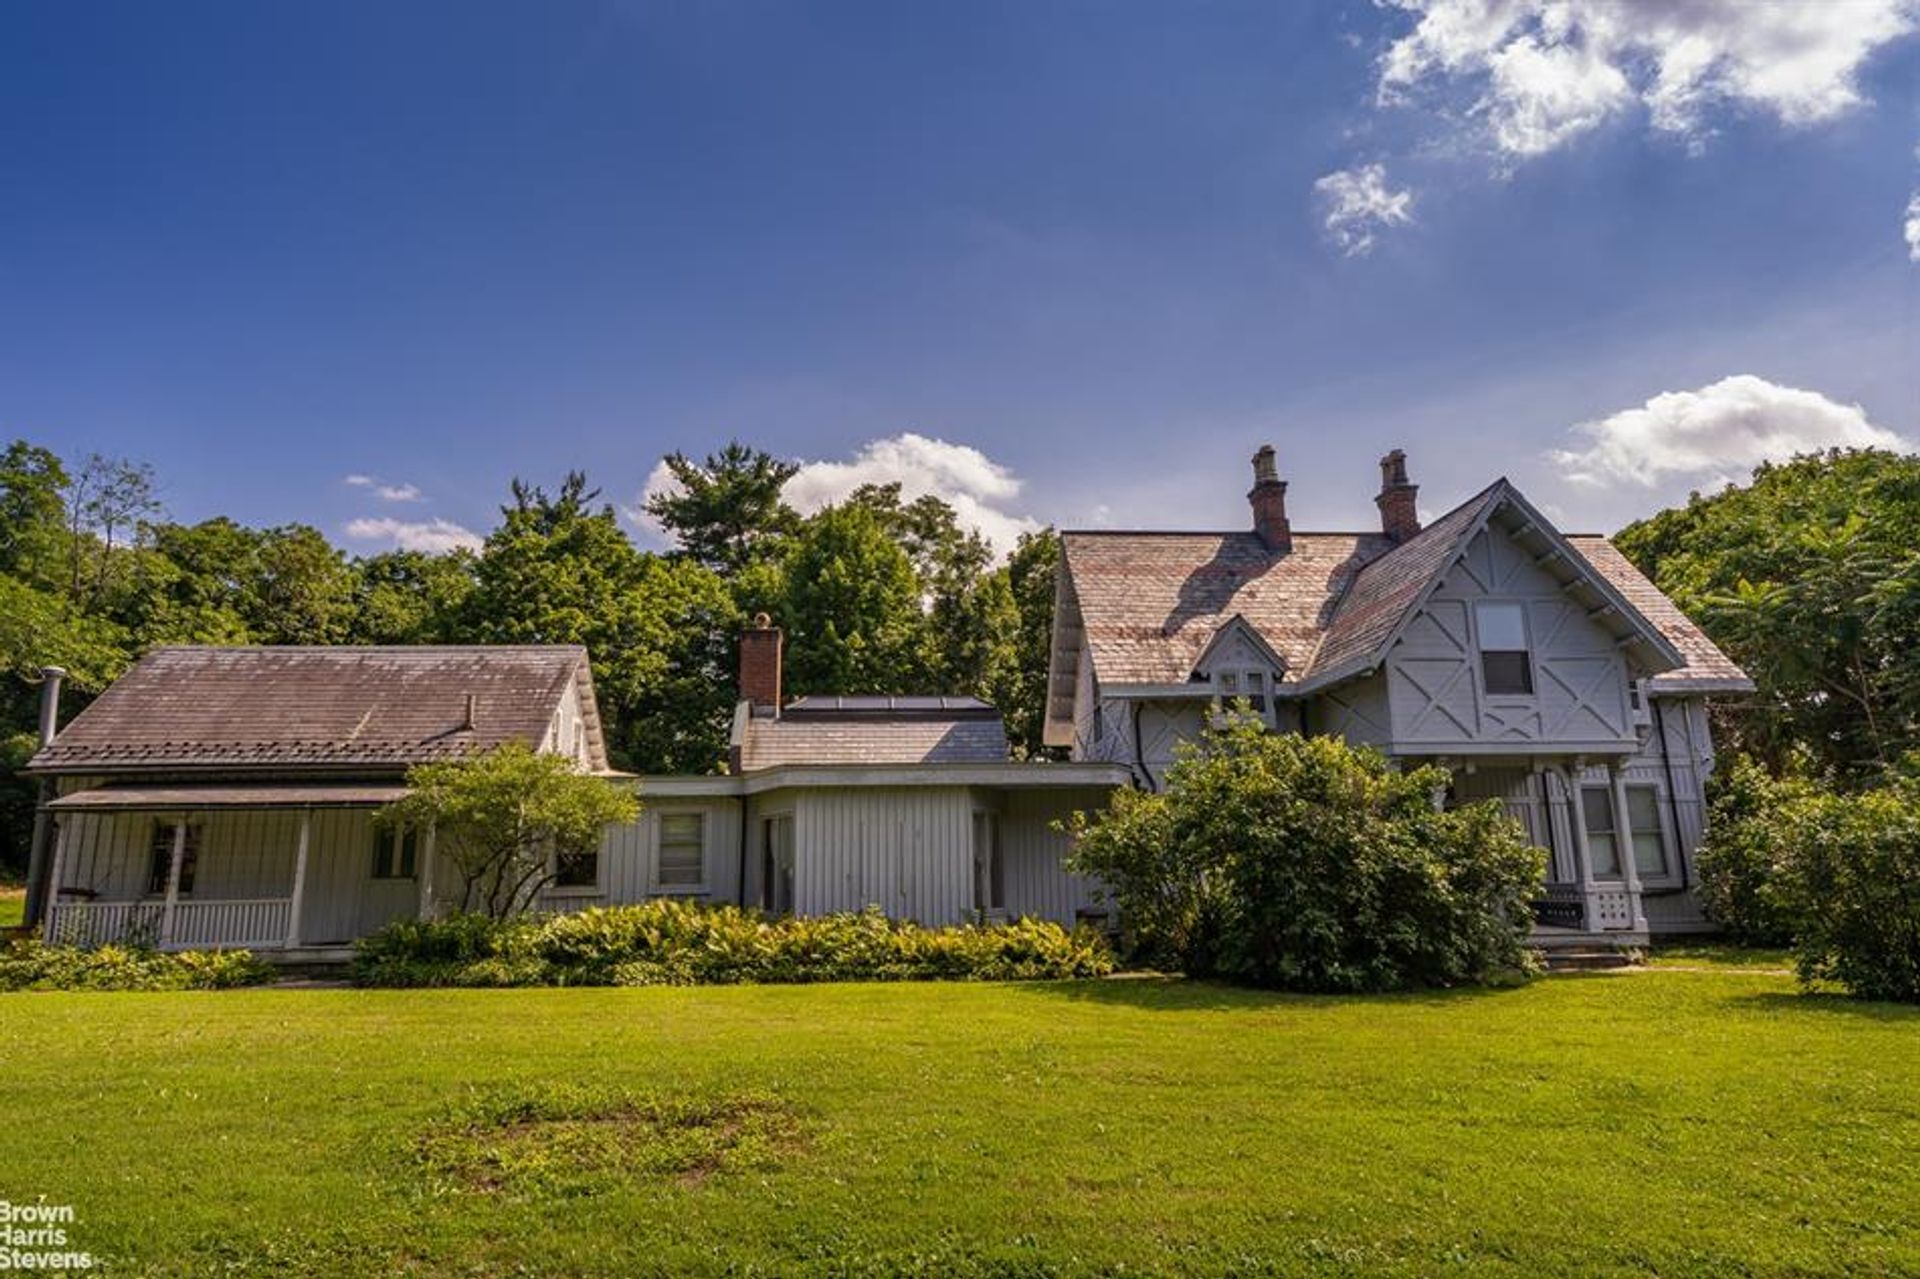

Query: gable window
left=146, top=823, right=201, bottom=896
left=656, top=812, right=706, bottom=890
left=1624, top=786, right=1670, bottom=878
left=372, top=827, right=418, bottom=880
left=1216, top=669, right=1276, bottom=727
left=1475, top=601, right=1534, bottom=696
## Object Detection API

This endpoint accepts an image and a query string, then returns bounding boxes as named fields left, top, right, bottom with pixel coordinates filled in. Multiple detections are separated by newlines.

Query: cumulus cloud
left=1550, top=374, right=1911, bottom=489
left=1378, top=0, right=1920, bottom=159
left=1906, top=190, right=1920, bottom=262
left=343, top=516, right=482, bottom=554
left=633, top=433, right=1042, bottom=559
left=1313, top=164, right=1415, bottom=255
left=344, top=474, right=423, bottom=502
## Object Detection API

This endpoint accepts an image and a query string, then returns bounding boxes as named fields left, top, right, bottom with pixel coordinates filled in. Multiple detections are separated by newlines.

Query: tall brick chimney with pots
left=1376, top=448, right=1421, bottom=543
left=739, top=613, right=783, bottom=716
left=1248, top=444, right=1292, bottom=553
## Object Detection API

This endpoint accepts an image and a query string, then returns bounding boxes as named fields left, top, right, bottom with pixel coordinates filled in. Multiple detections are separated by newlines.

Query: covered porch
left=42, top=784, right=420, bottom=955
left=1440, top=753, right=1693, bottom=946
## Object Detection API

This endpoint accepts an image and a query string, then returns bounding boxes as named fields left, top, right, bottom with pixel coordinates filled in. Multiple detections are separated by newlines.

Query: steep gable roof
left=1055, top=481, right=1747, bottom=698
left=29, top=645, right=609, bottom=774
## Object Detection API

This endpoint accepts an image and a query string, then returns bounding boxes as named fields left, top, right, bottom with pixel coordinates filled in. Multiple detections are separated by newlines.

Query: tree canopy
left=1615, top=448, right=1920, bottom=782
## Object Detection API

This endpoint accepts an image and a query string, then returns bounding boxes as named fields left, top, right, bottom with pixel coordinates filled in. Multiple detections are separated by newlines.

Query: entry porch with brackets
left=1436, top=751, right=1703, bottom=946
left=40, top=785, right=428, bottom=957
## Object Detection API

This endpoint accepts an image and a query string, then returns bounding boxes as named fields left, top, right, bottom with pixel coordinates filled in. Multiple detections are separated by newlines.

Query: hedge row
left=0, top=941, right=276, bottom=992
left=352, top=900, right=1115, bottom=987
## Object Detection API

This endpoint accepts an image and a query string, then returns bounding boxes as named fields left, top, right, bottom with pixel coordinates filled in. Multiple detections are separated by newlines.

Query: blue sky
left=3, top=1, right=1917, bottom=555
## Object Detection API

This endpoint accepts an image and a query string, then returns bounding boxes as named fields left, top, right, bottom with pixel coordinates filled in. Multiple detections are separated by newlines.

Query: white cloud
left=1906, top=189, right=1920, bottom=262
left=344, top=474, right=423, bottom=502
left=1313, top=164, right=1415, bottom=255
left=1550, top=374, right=1911, bottom=489
left=343, top=516, right=482, bottom=554
left=1378, top=0, right=1920, bottom=159
left=632, top=433, right=1042, bottom=559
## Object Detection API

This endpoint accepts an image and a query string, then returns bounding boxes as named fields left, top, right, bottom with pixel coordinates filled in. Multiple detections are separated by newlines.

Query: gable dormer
left=1193, top=616, right=1287, bottom=728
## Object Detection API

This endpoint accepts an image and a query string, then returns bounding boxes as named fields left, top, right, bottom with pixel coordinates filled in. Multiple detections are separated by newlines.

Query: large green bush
left=1692, top=755, right=1809, bottom=946
left=1068, top=716, right=1544, bottom=992
left=1776, top=776, right=1920, bottom=1003
left=0, top=941, right=275, bottom=991
left=353, top=900, right=1112, bottom=987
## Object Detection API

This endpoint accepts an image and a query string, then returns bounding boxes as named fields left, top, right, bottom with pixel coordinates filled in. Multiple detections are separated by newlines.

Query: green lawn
left=3, top=970, right=1917, bottom=1278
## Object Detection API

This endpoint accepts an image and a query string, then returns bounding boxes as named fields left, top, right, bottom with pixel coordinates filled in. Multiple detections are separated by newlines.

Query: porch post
left=159, top=817, right=188, bottom=948
left=417, top=823, right=437, bottom=920
left=1560, top=762, right=1600, bottom=932
left=285, top=809, right=311, bottom=949
left=1609, top=763, right=1649, bottom=931
left=41, top=816, right=70, bottom=941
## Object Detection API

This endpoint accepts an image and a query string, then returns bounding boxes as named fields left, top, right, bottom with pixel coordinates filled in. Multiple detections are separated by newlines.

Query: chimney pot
left=36, top=666, right=66, bottom=749
left=1376, top=449, right=1421, bottom=542
left=1248, top=445, right=1291, bottom=553
left=739, top=617, right=784, bottom=715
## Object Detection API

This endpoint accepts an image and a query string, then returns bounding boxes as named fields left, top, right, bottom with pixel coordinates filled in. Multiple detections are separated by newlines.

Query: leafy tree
left=644, top=442, right=800, bottom=574
left=251, top=525, right=358, bottom=645
left=990, top=529, right=1062, bottom=758
left=1069, top=715, right=1543, bottom=991
left=778, top=503, right=930, bottom=695
left=346, top=549, right=478, bottom=645
left=0, top=441, right=70, bottom=583
left=463, top=472, right=739, bottom=773
left=1615, top=449, right=1920, bottom=782
left=378, top=743, right=639, bottom=919
left=62, top=453, right=160, bottom=604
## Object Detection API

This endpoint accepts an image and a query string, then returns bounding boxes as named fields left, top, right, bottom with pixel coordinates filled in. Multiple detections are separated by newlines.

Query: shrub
left=1068, top=715, right=1544, bottom=992
left=1776, top=777, right=1920, bottom=1002
left=0, top=941, right=275, bottom=991
left=1693, top=755, right=1810, bottom=946
left=352, top=900, right=1112, bottom=988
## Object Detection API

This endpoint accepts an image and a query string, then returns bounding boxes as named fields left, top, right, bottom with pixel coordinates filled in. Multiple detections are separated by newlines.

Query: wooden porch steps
left=1539, top=945, right=1640, bottom=973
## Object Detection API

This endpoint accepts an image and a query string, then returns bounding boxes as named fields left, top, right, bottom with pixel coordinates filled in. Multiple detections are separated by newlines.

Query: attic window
left=1474, top=602, right=1534, bottom=697
left=1216, top=669, right=1276, bottom=728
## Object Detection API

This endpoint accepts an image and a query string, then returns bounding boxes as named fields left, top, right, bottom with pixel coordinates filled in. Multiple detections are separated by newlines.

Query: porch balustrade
left=44, top=898, right=293, bottom=950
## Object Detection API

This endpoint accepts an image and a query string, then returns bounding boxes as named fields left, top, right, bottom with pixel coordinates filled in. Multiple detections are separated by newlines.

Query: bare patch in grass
left=416, top=1085, right=803, bottom=1196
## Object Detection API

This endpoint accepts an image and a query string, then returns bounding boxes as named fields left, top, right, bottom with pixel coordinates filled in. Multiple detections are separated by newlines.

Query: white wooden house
left=1045, top=447, right=1753, bottom=946
left=23, top=641, right=1125, bottom=958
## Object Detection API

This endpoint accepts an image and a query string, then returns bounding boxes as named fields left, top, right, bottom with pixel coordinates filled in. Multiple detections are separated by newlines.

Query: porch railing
left=45, top=898, right=293, bottom=950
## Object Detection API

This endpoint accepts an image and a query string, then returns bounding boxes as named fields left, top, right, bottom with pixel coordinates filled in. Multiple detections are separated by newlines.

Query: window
left=657, top=812, right=705, bottom=888
left=146, top=823, right=200, bottom=896
left=1580, top=787, right=1622, bottom=878
left=1625, top=786, right=1670, bottom=878
left=973, top=812, right=1004, bottom=914
left=372, top=827, right=418, bottom=880
left=554, top=847, right=599, bottom=889
left=1475, top=601, right=1534, bottom=696
left=1215, top=669, right=1276, bottom=727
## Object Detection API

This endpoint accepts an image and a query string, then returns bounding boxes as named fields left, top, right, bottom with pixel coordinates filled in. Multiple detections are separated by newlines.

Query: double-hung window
left=372, top=826, right=418, bottom=880
left=1581, top=785, right=1671, bottom=879
left=1475, top=601, right=1534, bottom=696
left=146, top=822, right=201, bottom=896
left=1624, top=786, right=1670, bottom=878
left=656, top=812, right=706, bottom=890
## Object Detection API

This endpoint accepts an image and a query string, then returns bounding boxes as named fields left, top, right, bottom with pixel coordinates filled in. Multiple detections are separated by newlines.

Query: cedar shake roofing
left=736, top=700, right=1010, bottom=771
left=28, top=645, right=609, bottom=774
left=1059, top=481, right=1749, bottom=695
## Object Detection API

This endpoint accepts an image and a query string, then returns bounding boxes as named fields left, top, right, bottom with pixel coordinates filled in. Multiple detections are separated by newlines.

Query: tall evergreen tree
left=644, top=442, right=800, bottom=575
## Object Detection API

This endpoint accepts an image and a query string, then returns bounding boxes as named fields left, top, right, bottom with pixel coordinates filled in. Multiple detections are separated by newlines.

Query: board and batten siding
left=788, top=786, right=975, bottom=924
left=1385, top=524, right=1636, bottom=750
left=531, top=798, right=742, bottom=912
left=993, top=787, right=1111, bottom=926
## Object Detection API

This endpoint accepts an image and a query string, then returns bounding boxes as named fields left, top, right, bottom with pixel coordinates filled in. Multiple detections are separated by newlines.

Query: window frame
left=1213, top=667, right=1278, bottom=728
left=1579, top=786, right=1623, bottom=880
left=1624, top=784, right=1673, bottom=883
left=652, top=809, right=708, bottom=894
left=146, top=821, right=201, bottom=898
left=370, top=826, right=419, bottom=881
left=1473, top=600, right=1536, bottom=698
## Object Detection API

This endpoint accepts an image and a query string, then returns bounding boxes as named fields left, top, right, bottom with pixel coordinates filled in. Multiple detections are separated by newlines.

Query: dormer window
left=1216, top=669, right=1276, bottom=727
left=1474, top=601, right=1534, bottom=696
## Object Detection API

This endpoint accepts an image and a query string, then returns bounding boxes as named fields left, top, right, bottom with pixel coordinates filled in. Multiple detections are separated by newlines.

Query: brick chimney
left=1375, top=448, right=1420, bottom=543
left=739, top=614, right=783, bottom=715
left=1248, top=445, right=1291, bottom=553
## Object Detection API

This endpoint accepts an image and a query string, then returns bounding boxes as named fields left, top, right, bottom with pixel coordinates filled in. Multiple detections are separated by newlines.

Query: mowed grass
left=2, top=970, right=1917, bottom=1278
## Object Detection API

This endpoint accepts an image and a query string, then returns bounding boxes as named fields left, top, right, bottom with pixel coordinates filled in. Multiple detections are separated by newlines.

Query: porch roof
left=47, top=783, right=409, bottom=811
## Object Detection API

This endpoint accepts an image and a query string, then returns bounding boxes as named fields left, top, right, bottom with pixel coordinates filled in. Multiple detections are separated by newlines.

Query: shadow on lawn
left=1731, top=990, right=1920, bottom=1022
left=1014, top=974, right=1526, bottom=1014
